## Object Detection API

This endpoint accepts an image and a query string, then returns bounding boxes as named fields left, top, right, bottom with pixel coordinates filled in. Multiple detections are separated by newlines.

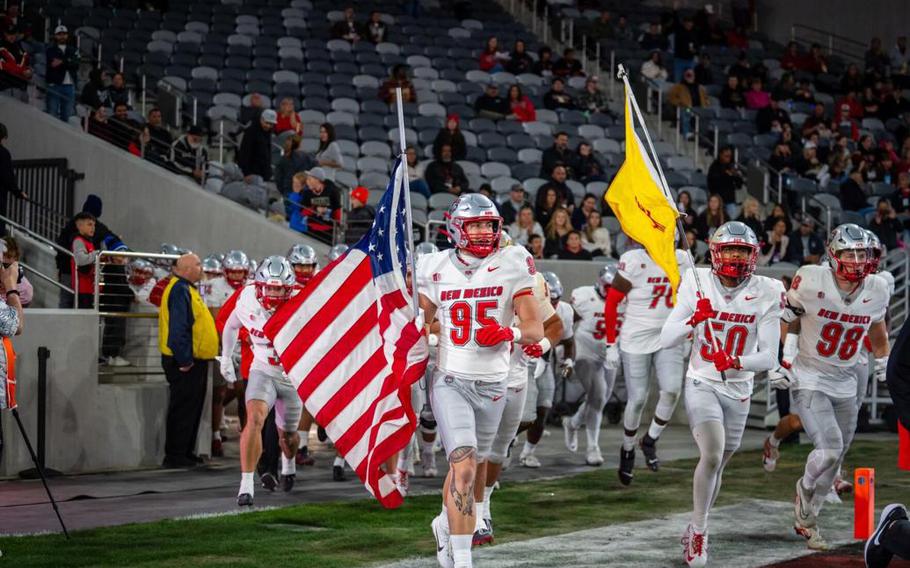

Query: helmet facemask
left=452, top=217, right=502, bottom=258
left=224, top=268, right=248, bottom=288
left=831, top=247, right=868, bottom=282
left=256, top=282, right=292, bottom=311
left=710, top=243, right=758, bottom=283
left=293, top=263, right=316, bottom=285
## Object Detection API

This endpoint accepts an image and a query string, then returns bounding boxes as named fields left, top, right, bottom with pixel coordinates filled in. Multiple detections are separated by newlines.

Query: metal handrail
left=790, top=23, right=866, bottom=63
left=20, top=261, right=74, bottom=296
left=93, top=250, right=180, bottom=309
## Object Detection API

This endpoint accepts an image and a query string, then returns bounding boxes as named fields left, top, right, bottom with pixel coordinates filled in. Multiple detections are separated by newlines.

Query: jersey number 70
left=449, top=300, right=498, bottom=346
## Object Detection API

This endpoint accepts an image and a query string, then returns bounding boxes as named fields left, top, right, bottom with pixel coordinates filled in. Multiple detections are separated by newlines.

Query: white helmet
left=709, top=221, right=760, bottom=282
left=128, top=259, right=155, bottom=285
left=328, top=244, right=349, bottom=262
left=157, top=243, right=185, bottom=268
left=254, top=255, right=296, bottom=310
left=222, top=249, right=251, bottom=288
left=499, top=231, right=513, bottom=249
left=202, top=255, right=223, bottom=277
left=827, top=223, right=869, bottom=282
left=864, top=229, right=883, bottom=275
left=541, top=271, right=563, bottom=302
left=287, top=244, right=319, bottom=285
left=445, top=193, right=502, bottom=257
left=597, top=260, right=618, bottom=297
left=415, top=241, right=439, bottom=259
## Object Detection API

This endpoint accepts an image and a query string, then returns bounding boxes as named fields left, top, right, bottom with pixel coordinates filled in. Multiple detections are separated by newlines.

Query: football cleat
left=333, top=465, right=347, bottom=482
left=295, top=446, right=315, bottom=466
left=472, top=519, right=494, bottom=547
left=562, top=416, right=579, bottom=453
left=281, top=473, right=295, bottom=493
left=396, top=469, right=410, bottom=496
left=794, top=478, right=817, bottom=529
left=681, top=524, right=708, bottom=568
left=639, top=434, right=659, bottom=471
left=586, top=446, right=604, bottom=467
left=519, top=450, right=541, bottom=469
left=794, top=524, right=830, bottom=550
left=833, top=476, right=853, bottom=495
left=864, top=503, right=908, bottom=568
left=431, top=514, right=454, bottom=568
left=260, top=472, right=278, bottom=491
left=762, top=436, right=779, bottom=472
left=237, top=493, right=253, bottom=507
left=618, top=448, right=635, bottom=485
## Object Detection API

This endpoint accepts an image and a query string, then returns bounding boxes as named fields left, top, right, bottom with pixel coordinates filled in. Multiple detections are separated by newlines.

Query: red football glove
left=476, top=324, right=515, bottom=347
left=688, top=297, right=718, bottom=327
left=711, top=349, right=740, bottom=373
left=522, top=343, right=543, bottom=358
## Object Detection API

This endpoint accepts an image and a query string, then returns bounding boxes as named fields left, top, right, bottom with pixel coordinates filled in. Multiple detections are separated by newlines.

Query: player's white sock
left=239, top=472, right=255, bottom=496
left=647, top=420, right=666, bottom=440
left=213, top=430, right=222, bottom=442
left=451, top=535, right=472, bottom=567
left=281, top=455, right=296, bottom=476
left=483, top=486, right=494, bottom=519
left=298, top=429, right=308, bottom=441
left=622, top=433, right=636, bottom=452
left=440, top=504, right=450, bottom=529
left=768, top=434, right=781, bottom=448
left=333, top=456, right=345, bottom=468
left=522, top=441, right=536, bottom=456
left=570, top=404, right=584, bottom=430
left=474, top=503, right=485, bottom=531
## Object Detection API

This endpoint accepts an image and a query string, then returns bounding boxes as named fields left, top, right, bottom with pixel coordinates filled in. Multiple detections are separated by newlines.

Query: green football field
left=1, top=440, right=906, bottom=568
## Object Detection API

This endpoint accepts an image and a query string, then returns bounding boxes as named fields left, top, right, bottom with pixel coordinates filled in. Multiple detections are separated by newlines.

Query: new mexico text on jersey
left=787, top=264, right=888, bottom=398
left=416, top=245, right=537, bottom=382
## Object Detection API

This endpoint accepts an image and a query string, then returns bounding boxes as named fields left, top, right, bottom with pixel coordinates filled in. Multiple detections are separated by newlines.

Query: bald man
left=159, top=253, right=220, bottom=468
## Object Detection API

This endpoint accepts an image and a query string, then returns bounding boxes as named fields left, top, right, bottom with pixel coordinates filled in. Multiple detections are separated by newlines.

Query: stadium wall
left=0, top=96, right=327, bottom=261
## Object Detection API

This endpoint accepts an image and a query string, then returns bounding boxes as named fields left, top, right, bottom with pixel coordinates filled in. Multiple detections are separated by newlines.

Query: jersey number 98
left=816, top=322, right=864, bottom=361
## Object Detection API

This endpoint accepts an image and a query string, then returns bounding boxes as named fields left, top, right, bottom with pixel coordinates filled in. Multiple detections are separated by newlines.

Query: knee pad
left=807, top=448, right=840, bottom=472
left=655, top=390, right=680, bottom=419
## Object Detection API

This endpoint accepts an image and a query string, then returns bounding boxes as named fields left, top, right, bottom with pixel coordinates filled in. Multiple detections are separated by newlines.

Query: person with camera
left=0, top=242, right=24, bottom=411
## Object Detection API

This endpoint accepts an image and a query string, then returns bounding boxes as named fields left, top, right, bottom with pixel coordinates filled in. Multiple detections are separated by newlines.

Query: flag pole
left=395, top=87, right=419, bottom=315
left=616, top=65, right=727, bottom=380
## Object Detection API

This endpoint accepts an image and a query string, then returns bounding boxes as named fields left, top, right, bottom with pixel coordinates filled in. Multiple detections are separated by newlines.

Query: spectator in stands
left=505, top=39, right=534, bottom=75
left=88, top=106, right=114, bottom=144
left=614, top=14, right=634, bottom=41
left=891, top=36, right=910, bottom=86
left=507, top=85, right=536, bottom=123
left=544, top=207, right=572, bottom=257
left=785, top=218, right=825, bottom=265
left=672, top=16, right=699, bottom=81
left=345, top=186, right=376, bottom=245
left=171, top=124, right=208, bottom=183
left=737, top=196, right=764, bottom=238
left=240, top=92, right=265, bottom=125
left=771, top=72, right=797, bottom=102
left=880, top=81, right=910, bottom=122
left=865, top=37, right=890, bottom=80
left=108, top=72, right=129, bottom=109
left=805, top=43, right=828, bottom=75
left=890, top=171, right=910, bottom=239
left=535, top=186, right=559, bottom=228
left=840, top=165, right=870, bottom=212
left=366, top=11, right=387, bottom=44
left=824, top=155, right=849, bottom=189
left=870, top=198, right=904, bottom=250
left=800, top=103, right=831, bottom=139
left=533, top=46, right=554, bottom=78
left=756, top=95, right=791, bottom=134
left=275, top=135, right=315, bottom=203
left=780, top=41, right=803, bottom=72
left=500, top=183, right=529, bottom=227
left=425, top=143, right=468, bottom=195
left=292, top=168, right=342, bottom=236
left=695, top=194, right=727, bottom=240
left=479, top=36, right=509, bottom=74
left=795, top=141, right=825, bottom=182
left=541, top=132, right=578, bottom=178
left=0, top=23, right=31, bottom=94
left=576, top=142, right=607, bottom=184
left=380, top=65, right=416, bottom=105
left=275, top=98, right=302, bottom=136
left=841, top=63, right=864, bottom=94
left=577, top=77, right=610, bottom=116
left=793, top=79, right=816, bottom=105
left=474, top=82, right=510, bottom=120
left=677, top=190, right=697, bottom=231
left=763, top=202, right=793, bottom=234
left=590, top=10, right=614, bottom=40
left=79, top=68, right=109, bottom=109
left=333, top=6, right=364, bottom=42
left=571, top=192, right=598, bottom=230
left=145, top=107, right=172, bottom=164
left=1, top=237, right=31, bottom=307
left=558, top=230, right=594, bottom=260
left=405, top=146, right=430, bottom=198
left=668, top=69, right=707, bottom=138
left=237, top=109, right=275, bottom=182
left=862, top=86, right=883, bottom=119
left=693, top=53, right=714, bottom=86
left=758, top=218, right=790, bottom=266
left=554, top=48, right=584, bottom=78
left=744, top=77, right=771, bottom=110
left=287, top=173, right=310, bottom=233
left=433, top=114, right=467, bottom=161
left=477, top=183, right=494, bottom=200
left=769, top=141, right=795, bottom=173
left=314, top=123, right=343, bottom=182
left=727, top=51, right=752, bottom=82
left=641, top=51, right=669, bottom=82
left=70, top=212, right=99, bottom=309
left=0, top=123, right=27, bottom=236
left=685, top=228, right=703, bottom=263
left=543, top=77, right=576, bottom=111
left=539, top=164, right=574, bottom=210
left=109, top=102, right=139, bottom=151
left=639, top=22, right=668, bottom=51
left=707, top=147, right=744, bottom=212
left=509, top=204, right=543, bottom=246
left=581, top=210, right=611, bottom=257
left=45, top=25, right=79, bottom=122
left=527, top=234, right=545, bottom=260
left=720, top=75, right=745, bottom=109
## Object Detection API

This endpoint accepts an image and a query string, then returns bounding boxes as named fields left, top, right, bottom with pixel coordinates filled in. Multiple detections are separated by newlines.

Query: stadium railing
left=9, top=158, right=81, bottom=243
left=0, top=213, right=79, bottom=308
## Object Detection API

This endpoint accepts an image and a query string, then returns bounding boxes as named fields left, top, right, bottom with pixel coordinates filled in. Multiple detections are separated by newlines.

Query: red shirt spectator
left=507, top=85, right=536, bottom=122
left=836, top=92, right=863, bottom=120
left=274, top=97, right=302, bottom=136
left=780, top=42, right=803, bottom=71
left=479, top=36, right=506, bottom=73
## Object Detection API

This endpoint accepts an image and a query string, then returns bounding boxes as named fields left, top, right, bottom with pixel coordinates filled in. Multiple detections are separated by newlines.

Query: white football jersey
left=788, top=265, right=888, bottom=398
left=233, top=285, right=289, bottom=381
left=417, top=245, right=538, bottom=382
left=571, top=285, right=624, bottom=362
left=675, top=267, right=785, bottom=389
left=617, top=248, right=690, bottom=354
left=506, top=273, right=558, bottom=388
left=202, top=276, right=237, bottom=308
left=129, top=280, right=156, bottom=307
left=877, top=270, right=895, bottom=297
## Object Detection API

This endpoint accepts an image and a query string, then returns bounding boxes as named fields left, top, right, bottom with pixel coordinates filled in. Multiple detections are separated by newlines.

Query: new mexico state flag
left=606, top=85, right=681, bottom=297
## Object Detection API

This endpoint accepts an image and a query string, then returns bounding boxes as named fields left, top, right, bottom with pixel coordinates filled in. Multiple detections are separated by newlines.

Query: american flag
left=264, top=159, right=428, bottom=508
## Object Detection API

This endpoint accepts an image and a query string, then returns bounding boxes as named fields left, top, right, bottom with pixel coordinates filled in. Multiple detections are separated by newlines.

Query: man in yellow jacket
left=159, top=253, right=218, bottom=468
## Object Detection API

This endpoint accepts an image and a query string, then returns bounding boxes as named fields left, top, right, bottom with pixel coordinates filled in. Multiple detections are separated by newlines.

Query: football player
left=566, top=263, right=623, bottom=466
left=477, top=266, right=564, bottom=546
left=784, top=224, right=890, bottom=550
left=127, top=259, right=157, bottom=307
left=205, top=250, right=250, bottom=309
left=416, top=194, right=543, bottom=568
left=661, top=222, right=784, bottom=568
left=219, top=256, right=303, bottom=507
left=287, top=244, right=320, bottom=286
left=606, top=242, right=689, bottom=484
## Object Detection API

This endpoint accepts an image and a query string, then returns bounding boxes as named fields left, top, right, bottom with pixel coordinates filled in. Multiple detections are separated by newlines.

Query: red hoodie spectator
left=779, top=42, right=803, bottom=71
left=836, top=91, right=864, bottom=120
left=507, top=84, right=536, bottom=122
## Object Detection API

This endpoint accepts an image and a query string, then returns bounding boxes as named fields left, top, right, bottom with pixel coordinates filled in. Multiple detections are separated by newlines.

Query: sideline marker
left=899, top=422, right=910, bottom=471
left=854, top=468, right=875, bottom=540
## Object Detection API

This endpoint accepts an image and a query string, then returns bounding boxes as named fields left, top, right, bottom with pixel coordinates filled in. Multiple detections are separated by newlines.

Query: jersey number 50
left=449, top=300, right=498, bottom=346
left=816, top=322, right=864, bottom=360
left=699, top=322, right=748, bottom=361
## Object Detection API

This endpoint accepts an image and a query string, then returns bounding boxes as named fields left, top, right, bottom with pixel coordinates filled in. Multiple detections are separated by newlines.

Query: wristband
left=5, top=290, right=19, bottom=297
left=783, top=333, right=799, bottom=361
left=562, top=358, right=574, bottom=368
left=538, top=338, right=551, bottom=354
left=509, top=327, right=522, bottom=343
